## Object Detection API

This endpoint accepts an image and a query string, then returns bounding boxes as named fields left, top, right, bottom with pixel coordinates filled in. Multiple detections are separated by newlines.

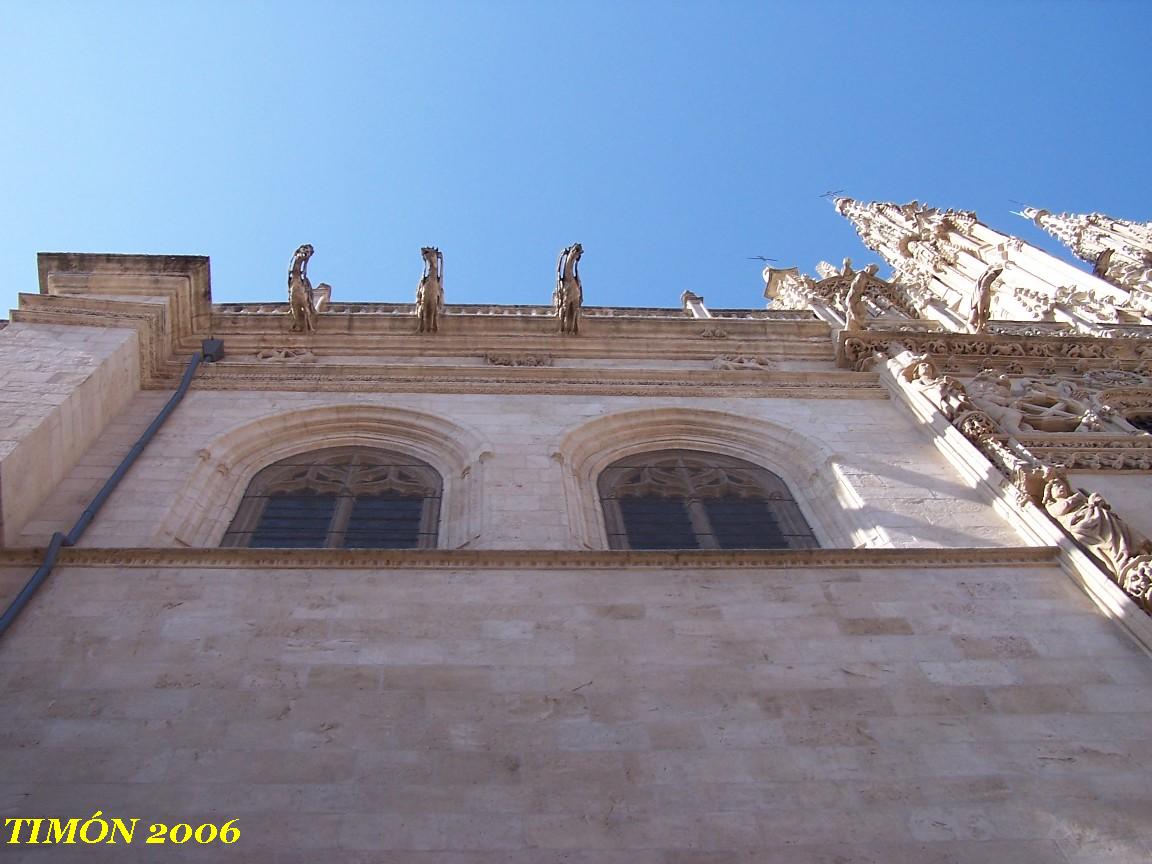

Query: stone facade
left=1, top=211, right=1151, bottom=861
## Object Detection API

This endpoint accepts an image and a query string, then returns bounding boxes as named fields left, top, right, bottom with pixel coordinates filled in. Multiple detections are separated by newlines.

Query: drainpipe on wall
left=0, top=339, right=224, bottom=640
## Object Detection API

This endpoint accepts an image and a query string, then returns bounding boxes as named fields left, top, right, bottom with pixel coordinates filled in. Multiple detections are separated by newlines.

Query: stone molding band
left=0, top=546, right=1058, bottom=570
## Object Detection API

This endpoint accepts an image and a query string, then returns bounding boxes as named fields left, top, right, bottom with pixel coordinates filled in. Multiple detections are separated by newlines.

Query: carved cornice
left=0, top=545, right=1058, bottom=570
left=15, top=255, right=831, bottom=384
left=839, top=328, right=1152, bottom=368
left=152, top=366, right=888, bottom=399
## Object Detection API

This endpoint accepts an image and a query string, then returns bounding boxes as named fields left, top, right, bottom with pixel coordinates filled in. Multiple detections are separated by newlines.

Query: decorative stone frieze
left=711, top=355, right=775, bottom=371
left=840, top=329, right=1143, bottom=367
left=894, top=352, right=1152, bottom=612
left=484, top=353, right=553, bottom=367
left=254, top=347, right=316, bottom=362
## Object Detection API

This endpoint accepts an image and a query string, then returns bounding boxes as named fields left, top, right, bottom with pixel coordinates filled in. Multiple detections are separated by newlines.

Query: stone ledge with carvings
left=840, top=327, right=1152, bottom=368
left=894, top=353, right=1152, bottom=613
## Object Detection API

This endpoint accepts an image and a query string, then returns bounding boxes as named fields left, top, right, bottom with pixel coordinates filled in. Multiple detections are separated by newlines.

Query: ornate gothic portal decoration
left=764, top=260, right=922, bottom=323
left=554, top=243, right=583, bottom=335
left=1023, top=207, right=1152, bottom=296
left=415, top=247, right=444, bottom=334
left=834, top=197, right=977, bottom=291
left=287, top=244, right=329, bottom=333
left=897, top=355, right=1152, bottom=613
left=1042, top=476, right=1152, bottom=612
left=843, top=271, right=868, bottom=332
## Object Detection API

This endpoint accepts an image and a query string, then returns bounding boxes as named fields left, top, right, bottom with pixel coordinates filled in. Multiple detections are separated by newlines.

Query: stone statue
left=554, top=243, right=583, bottom=335
left=288, top=244, right=319, bottom=333
left=416, top=247, right=444, bottom=334
left=843, top=271, right=868, bottom=332
left=1093, top=247, right=1115, bottom=279
left=1042, top=474, right=1152, bottom=580
left=967, top=264, right=1003, bottom=334
left=900, top=356, right=972, bottom=419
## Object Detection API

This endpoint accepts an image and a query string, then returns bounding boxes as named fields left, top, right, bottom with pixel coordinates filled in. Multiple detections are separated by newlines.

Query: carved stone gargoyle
left=554, top=243, right=583, bottom=335
left=416, top=247, right=444, bottom=334
left=288, top=244, right=325, bottom=332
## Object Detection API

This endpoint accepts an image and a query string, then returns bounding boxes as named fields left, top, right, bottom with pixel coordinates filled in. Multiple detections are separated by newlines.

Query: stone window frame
left=557, top=407, right=877, bottom=550
left=155, top=404, right=489, bottom=549
left=598, top=448, right=819, bottom=550
left=221, top=445, right=444, bottom=549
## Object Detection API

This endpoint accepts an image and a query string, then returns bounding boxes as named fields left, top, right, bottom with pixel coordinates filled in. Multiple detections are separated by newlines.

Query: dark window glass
left=618, top=497, right=698, bottom=550
left=343, top=495, right=425, bottom=549
left=598, top=449, right=817, bottom=551
left=222, top=447, right=442, bottom=549
left=1129, top=415, right=1152, bottom=434
left=703, top=497, right=786, bottom=549
left=247, top=493, right=336, bottom=548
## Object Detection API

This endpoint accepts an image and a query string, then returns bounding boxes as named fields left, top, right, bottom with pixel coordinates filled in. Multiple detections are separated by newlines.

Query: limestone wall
left=0, top=322, right=139, bottom=546
left=2, top=558, right=1150, bottom=860
left=15, top=389, right=1025, bottom=551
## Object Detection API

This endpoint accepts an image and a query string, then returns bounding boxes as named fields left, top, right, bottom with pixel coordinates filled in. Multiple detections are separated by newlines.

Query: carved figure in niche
left=842, top=271, right=869, bottom=332
left=1042, top=475, right=1152, bottom=579
left=554, top=243, right=583, bottom=335
left=288, top=244, right=319, bottom=332
left=899, top=356, right=972, bottom=419
left=967, top=264, right=1003, bottom=334
left=416, top=247, right=444, bottom=334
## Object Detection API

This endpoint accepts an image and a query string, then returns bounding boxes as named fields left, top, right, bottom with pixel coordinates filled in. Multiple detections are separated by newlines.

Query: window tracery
left=221, top=446, right=442, bottom=548
left=597, top=449, right=818, bottom=550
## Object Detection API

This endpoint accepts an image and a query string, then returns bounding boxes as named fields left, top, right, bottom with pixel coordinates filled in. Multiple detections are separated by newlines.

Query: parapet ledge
left=12, top=253, right=214, bottom=382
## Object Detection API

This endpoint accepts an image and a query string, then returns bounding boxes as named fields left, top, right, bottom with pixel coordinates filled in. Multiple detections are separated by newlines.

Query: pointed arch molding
left=157, top=404, right=490, bottom=549
left=557, top=408, right=880, bottom=550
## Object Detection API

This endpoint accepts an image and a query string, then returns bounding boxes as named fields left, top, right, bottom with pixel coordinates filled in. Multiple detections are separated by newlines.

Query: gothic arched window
left=598, top=449, right=817, bottom=550
left=221, top=446, right=442, bottom=549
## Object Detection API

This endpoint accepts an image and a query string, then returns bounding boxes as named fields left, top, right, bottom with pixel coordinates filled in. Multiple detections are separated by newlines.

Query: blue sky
left=1, top=1, right=1149, bottom=317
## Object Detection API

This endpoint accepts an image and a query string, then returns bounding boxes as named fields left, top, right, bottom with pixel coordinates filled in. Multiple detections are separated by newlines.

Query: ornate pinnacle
left=1020, top=207, right=1152, bottom=292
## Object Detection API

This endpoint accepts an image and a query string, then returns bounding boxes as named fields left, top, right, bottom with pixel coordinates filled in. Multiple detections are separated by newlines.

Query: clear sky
left=1, top=0, right=1149, bottom=317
